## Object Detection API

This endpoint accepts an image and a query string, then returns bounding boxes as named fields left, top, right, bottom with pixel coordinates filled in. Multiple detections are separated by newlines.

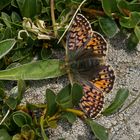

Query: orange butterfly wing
left=67, top=14, right=92, bottom=50
left=67, top=14, right=115, bottom=118
left=80, top=84, right=104, bottom=118
left=79, top=65, right=115, bottom=118
left=91, top=65, right=115, bottom=93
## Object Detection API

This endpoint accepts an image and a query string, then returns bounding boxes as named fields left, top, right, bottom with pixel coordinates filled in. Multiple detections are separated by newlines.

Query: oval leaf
left=62, top=112, right=76, bottom=124
left=1, top=12, right=11, bottom=28
left=117, top=0, right=140, bottom=14
left=0, top=0, right=12, bottom=10
left=5, top=97, right=17, bottom=110
left=99, top=17, right=119, bottom=38
left=56, top=84, right=73, bottom=109
left=0, top=59, right=65, bottom=80
left=0, top=88, right=6, bottom=101
left=102, top=88, right=129, bottom=116
left=0, top=129, right=11, bottom=140
left=134, top=25, right=140, bottom=40
left=101, top=0, right=119, bottom=16
left=56, top=84, right=71, bottom=102
left=12, top=111, right=32, bottom=126
left=71, top=83, right=83, bottom=106
left=16, top=0, right=42, bottom=18
left=11, top=12, right=22, bottom=23
left=127, top=32, right=139, bottom=50
left=0, top=39, right=16, bottom=59
left=13, top=114, right=27, bottom=127
left=86, top=119, right=109, bottom=140
left=46, top=89, right=58, bottom=117
left=119, top=12, right=140, bottom=28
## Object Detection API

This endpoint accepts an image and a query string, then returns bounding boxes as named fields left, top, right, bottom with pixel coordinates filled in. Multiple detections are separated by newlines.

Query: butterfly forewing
left=67, top=14, right=92, bottom=50
left=86, top=32, right=107, bottom=56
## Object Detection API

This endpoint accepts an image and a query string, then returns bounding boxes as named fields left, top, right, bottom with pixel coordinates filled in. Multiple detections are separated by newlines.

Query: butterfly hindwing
left=80, top=84, right=104, bottom=118
left=91, top=65, right=115, bottom=93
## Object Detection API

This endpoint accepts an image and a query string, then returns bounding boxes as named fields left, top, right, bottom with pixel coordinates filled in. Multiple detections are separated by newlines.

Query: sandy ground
left=22, top=32, right=140, bottom=140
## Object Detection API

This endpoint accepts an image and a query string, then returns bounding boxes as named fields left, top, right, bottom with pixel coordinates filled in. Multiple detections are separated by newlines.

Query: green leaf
left=0, top=39, right=16, bottom=60
left=0, top=88, right=6, bottom=101
left=2, top=105, right=9, bottom=116
left=12, top=125, right=35, bottom=140
left=13, top=113, right=27, bottom=127
left=99, top=17, right=119, bottom=38
left=16, top=0, right=42, bottom=18
left=127, top=32, right=139, bottom=50
left=120, top=12, right=140, bottom=28
left=55, top=1, right=65, bottom=12
left=3, top=27, right=13, bottom=39
left=6, top=62, right=21, bottom=69
left=12, top=111, right=32, bottom=127
left=0, top=129, right=11, bottom=140
left=102, top=88, right=129, bottom=116
left=0, top=81, right=5, bottom=89
left=56, top=84, right=73, bottom=109
left=21, top=125, right=35, bottom=140
left=1, top=12, right=11, bottom=28
left=71, top=83, right=83, bottom=106
left=0, top=0, right=12, bottom=10
left=11, top=12, right=22, bottom=23
left=134, top=25, right=140, bottom=40
left=41, top=48, right=52, bottom=60
left=62, top=112, right=76, bottom=124
left=102, top=0, right=119, bottom=16
left=46, top=89, right=58, bottom=117
left=17, top=79, right=26, bottom=103
left=5, top=97, right=17, bottom=110
left=86, top=119, right=108, bottom=140
left=47, top=120, right=57, bottom=128
left=0, top=59, right=65, bottom=80
left=101, top=0, right=112, bottom=16
left=117, top=0, right=140, bottom=14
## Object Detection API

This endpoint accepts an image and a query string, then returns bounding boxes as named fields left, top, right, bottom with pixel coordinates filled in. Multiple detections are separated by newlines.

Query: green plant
left=0, top=0, right=139, bottom=140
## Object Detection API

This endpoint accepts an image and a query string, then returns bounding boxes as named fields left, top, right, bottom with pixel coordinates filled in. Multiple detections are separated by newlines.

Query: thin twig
left=82, top=8, right=105, bottom=16
left=82, top=8, right=120, bottom=19
left=50, top=0, right=57, bottom=37
left=57, top=0, right=87, bottom=44
left=0, top=109, right=10, bottom=125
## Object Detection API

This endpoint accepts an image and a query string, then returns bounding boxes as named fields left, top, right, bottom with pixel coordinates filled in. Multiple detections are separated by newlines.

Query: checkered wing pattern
left=66, top=14, right=115, bottom=118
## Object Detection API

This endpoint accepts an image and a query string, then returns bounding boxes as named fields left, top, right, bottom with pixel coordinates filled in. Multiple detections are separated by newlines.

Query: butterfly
left=66, top=14, right=115, bottom=118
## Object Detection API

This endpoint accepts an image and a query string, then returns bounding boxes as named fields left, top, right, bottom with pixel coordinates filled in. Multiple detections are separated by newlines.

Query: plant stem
left=82, top=8, right=105, bottom=16
left=50, top=0, right=57, bottom=37
left=82, top=8, right=120, bottom=19
left=65, top=108, right=85, bottom=116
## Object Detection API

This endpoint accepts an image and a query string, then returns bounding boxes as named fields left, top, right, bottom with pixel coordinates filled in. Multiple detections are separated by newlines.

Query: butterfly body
left=66, top=13, right=115, bottom=118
